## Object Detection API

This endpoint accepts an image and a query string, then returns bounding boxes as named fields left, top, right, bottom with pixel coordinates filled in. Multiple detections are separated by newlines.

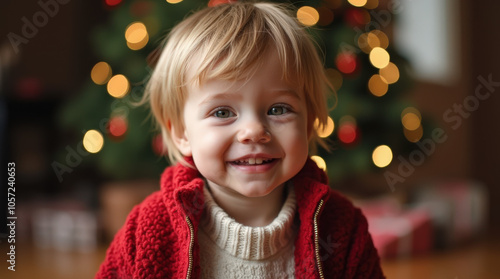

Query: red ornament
left=152, top=134, right=166, bottom=156
left=108, top=116, right=128, bottom=141
left=335, top=52, right=358, bottom=74
left=208, top=0, right=237, bottom=7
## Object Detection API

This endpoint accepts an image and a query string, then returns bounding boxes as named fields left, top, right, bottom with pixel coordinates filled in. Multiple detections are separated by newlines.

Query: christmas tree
left=59, top=0, right=427, bottom=184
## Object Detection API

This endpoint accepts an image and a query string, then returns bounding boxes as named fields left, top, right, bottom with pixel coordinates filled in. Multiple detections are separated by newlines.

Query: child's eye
left=268, top=106, right=289, bottom=116
left=213, top=109, right=234, bottom=118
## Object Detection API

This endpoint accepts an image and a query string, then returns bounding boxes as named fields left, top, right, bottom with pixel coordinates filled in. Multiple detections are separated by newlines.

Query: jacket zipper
left=186, top=216, right=194, bottom=279
left=313, top=199, right=325, bottom=279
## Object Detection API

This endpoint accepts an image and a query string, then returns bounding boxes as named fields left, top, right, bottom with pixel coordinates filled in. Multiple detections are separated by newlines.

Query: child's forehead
left=185, top=46, right=301, bottom=89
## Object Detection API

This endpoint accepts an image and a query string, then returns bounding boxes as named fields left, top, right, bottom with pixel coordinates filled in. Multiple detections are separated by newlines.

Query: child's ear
left=170, top=124, right=192, bottom=157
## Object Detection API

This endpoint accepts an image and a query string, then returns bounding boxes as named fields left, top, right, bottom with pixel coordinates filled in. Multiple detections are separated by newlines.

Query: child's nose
left=237, top=120, right=271, bottom=144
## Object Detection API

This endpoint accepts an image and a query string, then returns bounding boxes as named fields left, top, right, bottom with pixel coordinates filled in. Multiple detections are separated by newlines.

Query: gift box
left=412, top=181, right=488, bottom=247
left=364, top=207, right=433, bottom=258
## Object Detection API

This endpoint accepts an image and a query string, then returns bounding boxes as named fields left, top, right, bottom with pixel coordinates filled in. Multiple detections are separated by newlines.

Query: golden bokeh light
left=107, top=74, right=130, bottom=98
left=91, top=62, right=112, bottom=85
left=316, top=6, right=334, bottom=26
left=404, top=125, right=424, bottom=142
left=166, top=0, right=183, bottom=4
left=369, top=47, right=390, bottom=69
left=379, top=62, right=400, bottom=84
left=83, top=130, right=104, bottom=154
left=125, top=22, right=149, bottom=50
left=315, top=117, right=335, bottom=138
left=297, top=6, right=320, bottom=27
left=372, top=145, right=393, bottom=168
left=368, top=74, right=388, bottom=97
left=371, top=30, right=389, bottom=49
left=367, top=32, right=381, bottom=49
left=311, top=155, right=327, bottom=171
left=348, top=0, right=368, bottom=7
left=325, top=68, right=343, bottom=91
left=364, top=0, right=379, bottom=9
left=402, top=112, right=421, bottom=131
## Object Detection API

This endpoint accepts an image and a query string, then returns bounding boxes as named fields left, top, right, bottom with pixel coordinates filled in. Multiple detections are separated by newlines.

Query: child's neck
left=206, top=183, right=286, bottom=227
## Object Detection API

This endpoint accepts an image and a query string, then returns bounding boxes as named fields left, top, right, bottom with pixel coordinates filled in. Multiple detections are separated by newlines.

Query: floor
left=0, top=235, right=498, bottom=278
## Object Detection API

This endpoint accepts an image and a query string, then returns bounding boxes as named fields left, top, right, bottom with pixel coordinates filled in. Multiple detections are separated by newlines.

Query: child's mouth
left=230, top=158, right=276, bottom=166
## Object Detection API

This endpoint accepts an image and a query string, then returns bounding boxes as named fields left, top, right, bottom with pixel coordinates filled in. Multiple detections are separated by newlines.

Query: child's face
left=175, top=49, right=309, bottom=198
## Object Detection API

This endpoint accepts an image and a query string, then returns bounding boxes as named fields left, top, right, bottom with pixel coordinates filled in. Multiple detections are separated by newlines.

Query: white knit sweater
left=198, top=186, right=297, bottom=278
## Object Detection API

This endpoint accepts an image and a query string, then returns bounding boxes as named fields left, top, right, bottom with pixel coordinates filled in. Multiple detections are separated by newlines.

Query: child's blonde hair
left=144, top=1, right=333, bottom=166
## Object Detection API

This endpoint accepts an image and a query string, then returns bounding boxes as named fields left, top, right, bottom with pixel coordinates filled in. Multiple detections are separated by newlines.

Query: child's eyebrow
left=199, top=92, right=242, bottom=105
left=198, top=89, right=301, bottom=106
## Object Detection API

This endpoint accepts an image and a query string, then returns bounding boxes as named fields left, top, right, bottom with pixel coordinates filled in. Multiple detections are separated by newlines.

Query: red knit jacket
left=96, top=158, right=385, bottom=278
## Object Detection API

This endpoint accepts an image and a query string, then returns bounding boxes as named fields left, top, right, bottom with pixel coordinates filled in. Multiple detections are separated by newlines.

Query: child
left=96, top=1, right=384, bottom=278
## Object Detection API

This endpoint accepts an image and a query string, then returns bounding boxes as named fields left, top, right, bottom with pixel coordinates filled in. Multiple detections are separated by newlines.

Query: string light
left=371, top=30, right=389, bottom=49
left=364, top=0, right=379, bottom=9
left=107, top=74, right=130, bottom=98
left=404, top=126, right=423, bottom=142
left=338, top=116, right=358, bottom=145
left=379, top=62, right=400, bottom=84
left=316, top=6, right=334, bottom=26
left=83, top=130, right=104, bottom=154
left=372, top=145, right=393, bottom=168
left=90, top=62, right=112, bottom=85
left=108, top=116, right=128, bottom=138
left=336, top=52, right=357, bottom=74
left=311, top=155, right=327, bottom=171
left=369, top=47, right=390, bottom=69
left=314, top=117, right=335, bottom=138
left=401, top=107, right=422, bottom=131
left=368, top=74, right=388, bottom=97
left=348, top=0, right=367, bottom=7
left=297, top=6, right=320, bottom=26
left=125, top=22, right=149, bottom=50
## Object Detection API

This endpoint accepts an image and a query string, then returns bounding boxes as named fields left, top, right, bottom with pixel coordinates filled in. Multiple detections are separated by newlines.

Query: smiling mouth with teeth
left=231, top=158, right=275, bottom=165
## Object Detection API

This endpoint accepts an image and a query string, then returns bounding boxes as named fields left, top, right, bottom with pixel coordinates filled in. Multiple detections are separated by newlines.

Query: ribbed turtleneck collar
left=199, top=185, right=296, bottom=260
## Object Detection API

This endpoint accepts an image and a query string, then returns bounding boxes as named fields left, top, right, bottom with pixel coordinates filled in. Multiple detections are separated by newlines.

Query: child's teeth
left=248, top=158, right=255, bottom=165
left=255, top=158, right=263, bottom=164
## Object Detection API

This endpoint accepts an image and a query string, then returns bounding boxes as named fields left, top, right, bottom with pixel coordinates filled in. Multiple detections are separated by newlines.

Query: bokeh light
left=379, top=62, right=400, bottom=84
left=108, top=116, right=128, bottom=138
left=297, top=6, right=320, bottom=27
left=372, top=30, right=389, bottom=49
left=336, top=52, right=357, bottom=74
left=90, top=62, right=112, bottom=85
left=311, top=155, right=327, bottom=171
left=83, top=130, right=104, bottom=154
left=316, top=6, right=334, bottom=26
left=166, top=0, right=183, bottom=4
left=364, top=0, right=379, bottom=9
left=315, top=117, right=335, bottom=138
left=401, top=107, right=422, bottom=131
left=404, top=125, right=424, bottom=142
left=105, top=0, right=122, bottom=7
left=368, top=74, right=389, bottom=97
left=372, top=145, right=393, bottom=168
left=369, top=47, right=390, bottom=69
left=348, top=0, right=367, bottom=7
left=125, top=22, right=149, bottom=50
left=402, top=113, right=421, bottom=131
left=107, top=74, right=130, bottom=98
